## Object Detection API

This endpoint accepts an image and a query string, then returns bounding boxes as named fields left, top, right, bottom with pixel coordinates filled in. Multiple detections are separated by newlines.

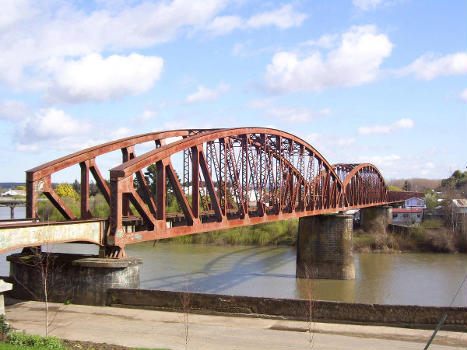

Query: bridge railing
left=25, top=130, right=210, bottom=221
left=21, top=126, right=404, bottom=257
left=105, top=128, right=347, bottom=256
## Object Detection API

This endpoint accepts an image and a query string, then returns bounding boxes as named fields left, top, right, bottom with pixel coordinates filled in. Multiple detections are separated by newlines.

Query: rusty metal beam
left=17, top=127, right=418, bottom=258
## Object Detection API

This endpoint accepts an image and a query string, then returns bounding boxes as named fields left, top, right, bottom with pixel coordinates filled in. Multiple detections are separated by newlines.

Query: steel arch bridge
left=2, top=128, right=418, bottom=257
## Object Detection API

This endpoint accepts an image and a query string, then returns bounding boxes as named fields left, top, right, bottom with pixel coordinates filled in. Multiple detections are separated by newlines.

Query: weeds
left=0, top=315, right=10, bottom=341
left=167, top=219, right=298, bottom=246
left=179, top=291, right=191, bottom=349
left=8, top=332, right=62, bottom=349
left=354, top=218, right=463, bottom=253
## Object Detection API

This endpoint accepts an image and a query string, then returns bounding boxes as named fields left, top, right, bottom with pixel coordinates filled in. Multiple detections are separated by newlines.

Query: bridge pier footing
left=360, top=206, right=392, bottom=232
left=296, top=214, right=355, bottom=280
left=7, top=253, right=142, bottom=306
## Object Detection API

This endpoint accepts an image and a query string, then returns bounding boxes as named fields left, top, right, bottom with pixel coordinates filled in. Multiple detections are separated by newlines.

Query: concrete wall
left=360, top=206, right=392, bottom=232
left=7, top=253, right=141, bottom=306
left=108, top=289, right=467, bottom=331
left=296, top=214, right=355, bottom=280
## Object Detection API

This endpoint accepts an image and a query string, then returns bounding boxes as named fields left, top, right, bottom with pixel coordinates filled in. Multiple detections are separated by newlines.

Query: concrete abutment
left=296, top=214, right=355, bottom=280
left=7, top=253, right=141, bottom=306
left=360, top=205, right=392, bottom=232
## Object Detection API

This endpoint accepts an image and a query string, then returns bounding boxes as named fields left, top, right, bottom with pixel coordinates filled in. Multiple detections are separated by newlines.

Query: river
left=1, top=206, right=466, bottom=307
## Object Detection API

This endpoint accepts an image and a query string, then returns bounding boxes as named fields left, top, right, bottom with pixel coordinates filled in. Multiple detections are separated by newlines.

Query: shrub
left=7, top=332, right=63, bottom=349
left=353, top=235, right=373, bottom=250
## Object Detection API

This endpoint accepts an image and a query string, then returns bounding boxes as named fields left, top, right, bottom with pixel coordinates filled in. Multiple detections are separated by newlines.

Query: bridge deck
left=0, top=128, right=422, bottom=258
left=0, top=219, right=105, bottom=254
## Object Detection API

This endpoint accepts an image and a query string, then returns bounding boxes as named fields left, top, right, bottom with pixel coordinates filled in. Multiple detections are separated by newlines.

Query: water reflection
left=0, top=239, right=465, bottom=306
left=126, top=242, right=466, bottom=306
left=127, top=243, right=297, bottom=296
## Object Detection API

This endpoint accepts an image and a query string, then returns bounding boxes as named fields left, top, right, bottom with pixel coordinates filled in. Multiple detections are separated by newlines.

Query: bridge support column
left=296, top=214, right=355, bottom=280
left=7, top=253, right=141, bottom=306
left=360, top=206, right=392, bottom=232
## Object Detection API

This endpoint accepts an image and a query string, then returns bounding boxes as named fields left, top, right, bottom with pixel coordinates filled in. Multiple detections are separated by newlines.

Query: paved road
left=5, top=300, right=467, bottom=350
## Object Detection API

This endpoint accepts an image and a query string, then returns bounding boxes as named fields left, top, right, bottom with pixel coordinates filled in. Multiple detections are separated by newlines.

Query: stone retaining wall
left=108, top=288, right=467, bottom=331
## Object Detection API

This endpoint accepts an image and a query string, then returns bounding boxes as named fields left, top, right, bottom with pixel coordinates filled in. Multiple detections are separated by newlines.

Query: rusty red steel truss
left=25, top=128, right=419, bottom=257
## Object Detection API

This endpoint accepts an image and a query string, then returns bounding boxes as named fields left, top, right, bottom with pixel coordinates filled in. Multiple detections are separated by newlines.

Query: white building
left=404, top=197, right=426, bottom=209
left=0, top=189, right=26, bottom=197
left=392, top=208, right=423, bottom=226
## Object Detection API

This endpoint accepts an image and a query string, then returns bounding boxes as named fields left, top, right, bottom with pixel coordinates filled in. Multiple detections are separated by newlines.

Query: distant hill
left=0, top=182, right=26, bottom=190
left=387, top=178, right=441, bottom=192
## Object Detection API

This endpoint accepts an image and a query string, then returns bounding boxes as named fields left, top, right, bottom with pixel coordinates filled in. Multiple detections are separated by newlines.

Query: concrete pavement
left=5, top=300, right=467, bottom=350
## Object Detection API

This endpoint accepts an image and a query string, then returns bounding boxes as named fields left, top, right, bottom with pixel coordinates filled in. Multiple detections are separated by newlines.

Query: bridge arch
left=18, top=127, right=410, bottom=258
left=26, top=129, right=205, bottom=220
left=107, top=128, right=345, bottom=254
left=333, top=163, right=388, bottom=207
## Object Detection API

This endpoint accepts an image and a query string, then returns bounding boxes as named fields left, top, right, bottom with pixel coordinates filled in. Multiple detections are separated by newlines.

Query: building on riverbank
left=403, top=197, right=426, bottom=209
left=392, top=208, right=423, bottom=225
left=451, top=199, right=467, bottom=234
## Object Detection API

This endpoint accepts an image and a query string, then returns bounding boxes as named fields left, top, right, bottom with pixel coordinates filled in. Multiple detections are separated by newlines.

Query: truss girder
left=24, top=127, right=405, bottom=257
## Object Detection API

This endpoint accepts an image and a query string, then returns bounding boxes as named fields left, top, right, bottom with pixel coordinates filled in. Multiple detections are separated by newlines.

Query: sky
left=0, top=0, right=466, bottom=183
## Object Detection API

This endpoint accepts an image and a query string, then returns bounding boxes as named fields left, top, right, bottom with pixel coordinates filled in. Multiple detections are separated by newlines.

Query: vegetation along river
left=0, top=206, right=466, bottom=307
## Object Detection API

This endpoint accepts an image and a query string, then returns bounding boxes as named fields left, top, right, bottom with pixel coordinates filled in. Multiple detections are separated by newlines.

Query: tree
left=89, top=180, right=98, bottom=196
left=55, top=183, right=79, bottom=201
left=424, top=190, right=439, bottom=211
left=72, top=179, right=80, bottom=194
left=388, top=185, right=402, bottom=192
left=14, top=185, right=26, bottom=191
left=440, top=170, right=467, bottom=197
left=402, top=180, right=411, bottom=191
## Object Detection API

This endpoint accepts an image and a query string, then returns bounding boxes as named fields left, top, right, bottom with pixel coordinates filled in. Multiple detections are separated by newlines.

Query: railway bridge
left=0, top=128, right=420, bottom=305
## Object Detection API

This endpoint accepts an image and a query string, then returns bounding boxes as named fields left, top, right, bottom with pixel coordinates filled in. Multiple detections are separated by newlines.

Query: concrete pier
left=7, top=253, right=141, bottom=306
left=296, top=214, right=355, bottom=280
left=360, top=206, right=392, bottom=232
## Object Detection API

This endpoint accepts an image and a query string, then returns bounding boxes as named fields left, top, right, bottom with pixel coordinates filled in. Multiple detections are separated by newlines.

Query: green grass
left=0, top=343, right=43, bottom=349
left=166, top=219, right=298, bottom=246
left=0, top=341, right=169, bottom=350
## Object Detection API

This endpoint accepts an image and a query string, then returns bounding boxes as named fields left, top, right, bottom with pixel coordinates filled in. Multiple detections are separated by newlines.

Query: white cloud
left=0, top=100, right=29, bottom=121
left=400, top=52, right=467, bottom=80
left=49, top=53, right=163, bottom=103
left=267, top=107, right=330, bottom=123
left=0, top=0, right=35, bottom=30
left=0, top=0, right=225, bottom=90
left=247, top=98, right=330, bottom=123
left=337, top=137, right=355, bottom=146
left=304, top=133, right=356, bottom=160
left=461, top=88, right=467, bottom=102
left=301, top=34, right=338, bottom=49
left=265, top=25, right=392, bottom=93
left=305, top=133, right=325, bottom=145
left=206, top=15, right=243, bottom=36
left=111, top=127, right=133, bottom=139
left=16, top=143, right=39, bottom=152
left=353, top=0, right=383, bottom=11
left=17, top=108, right=90, bottom=141
left=247, top=98, right=275, bottom=109
left=132, top=110, right=158, bottom=124
left=246, top=4, right=307, bottom=29
left=232, top=41, right=277, bottom=58
left=358, top=154, right=400, bottom=167
left=185, top=83, right=229, bottom=104
left=358, top=118, right=414, bottom=135
left=12, top=107, right=137, bottom=152
left=206, top=4, right=306, bottom=36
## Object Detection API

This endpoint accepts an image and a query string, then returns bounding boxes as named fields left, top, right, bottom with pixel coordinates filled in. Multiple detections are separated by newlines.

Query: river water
left=1, top=206, right=466, bottom=307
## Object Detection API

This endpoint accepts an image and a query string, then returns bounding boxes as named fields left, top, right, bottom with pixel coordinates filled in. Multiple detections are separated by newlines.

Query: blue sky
left=0, top=0, right=465, bottom=182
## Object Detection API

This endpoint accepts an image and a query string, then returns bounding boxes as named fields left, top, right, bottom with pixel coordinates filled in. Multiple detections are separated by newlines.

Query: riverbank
left=5, top=300, right=467, bottom=349
left=164, top=218, right=466, bottom=254
left=108, top=289, right=467, bottom=331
